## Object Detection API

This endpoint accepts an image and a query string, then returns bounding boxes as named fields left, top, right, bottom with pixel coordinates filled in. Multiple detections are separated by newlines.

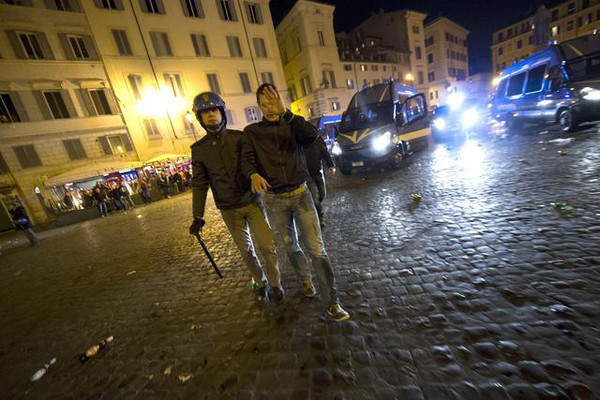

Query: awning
left=45, top=161, right=143, bottom=187
left=144, top=153, right=189, bottom=164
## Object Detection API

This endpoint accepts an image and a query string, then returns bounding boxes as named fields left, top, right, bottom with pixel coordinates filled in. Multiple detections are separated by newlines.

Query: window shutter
left=150, top=32, right=161, bottom=56
left=195, top=0, right=205, bottom=17
left=156, top=0, right=166, bottom=14
left=180, top=0, right=190, bottom=16
left=115, top=0, right=124, bottom=10
left=61, top=90, right=77, bottom=118
left=76, top=89, right=97, bottom=116
left=44, top=0, right=57, bottom=9
left=229, top=0, right=237, bottom=21
left=6, top=30, right=27, bottom=59
left=121, top=134, right=133, bottom=151
left=58, top=33, right=76, bottom=60
left=138, top=0, right=149, bottom=12
left=93, top=0, right=103, bottom=7
left=191, top=34, right=199, bottom=55
left=36, top=32, right=55, bottom=60
left=33, top=91, right=53, bottom=120
left=69, top=0, right=82, bottom=12
left=98, top=136, right=112, bottom=154
left=83, top=36, right=99, bottom=60
left=104, top=88, right=119, bottom=114
left=11, top=92, right=29, bottom=122
left=255, top=3, right=263, bottom=24
left=215, top=0, right=225, bottom=19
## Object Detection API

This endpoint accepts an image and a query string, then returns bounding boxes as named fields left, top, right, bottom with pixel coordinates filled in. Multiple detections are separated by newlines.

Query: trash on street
left=412, top=194, right=422, bottom=202
left=79, top=336, right=114, bottom=363
left=164, top=365, right=173, bottom=375
left=179, top=373, right=192, bottom=383
left=126, top=270, right=137, bottom=276
left=30, top=358, right=57, bottom=382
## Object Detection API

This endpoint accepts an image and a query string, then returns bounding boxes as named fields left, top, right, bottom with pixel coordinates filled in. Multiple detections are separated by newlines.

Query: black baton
left=194, top=233, right=223, bottom=279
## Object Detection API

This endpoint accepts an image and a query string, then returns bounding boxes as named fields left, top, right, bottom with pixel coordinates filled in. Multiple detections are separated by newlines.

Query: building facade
left=0, top=0, right=285, bottom=224
left=491, top=0, right=600, bottom=75
left=424, top=17, right=469, bottom=107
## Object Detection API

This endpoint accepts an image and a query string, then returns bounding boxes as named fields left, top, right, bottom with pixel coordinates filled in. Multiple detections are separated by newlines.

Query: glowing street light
left=185, top=111, right=198, bottom=141
left=405, top=73, right=414, bottom=81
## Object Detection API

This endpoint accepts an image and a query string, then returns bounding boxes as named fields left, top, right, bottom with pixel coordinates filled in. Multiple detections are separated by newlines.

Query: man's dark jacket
left=241, top=110, right=318, bottom=194
left=304, top=136, right=334, bottom=178
left=191, top=128, right=256, bottom=218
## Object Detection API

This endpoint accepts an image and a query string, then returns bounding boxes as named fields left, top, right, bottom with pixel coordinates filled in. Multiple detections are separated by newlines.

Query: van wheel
left=506, top=116, right=524, bottom=131
left=559, top=109, right=578, bottom=132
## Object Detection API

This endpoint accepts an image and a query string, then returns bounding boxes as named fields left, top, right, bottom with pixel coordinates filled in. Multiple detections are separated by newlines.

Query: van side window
left=507, top=72, right=526, bottom=97
left=496, top=78, right=508, bottom=98
left=525, top=64, right=547, bottom=93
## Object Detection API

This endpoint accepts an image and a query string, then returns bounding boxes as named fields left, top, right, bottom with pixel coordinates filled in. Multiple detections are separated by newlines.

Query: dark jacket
left=92, top=190, right=106, bottom=203
left=304, top=136, right=334, bottom=177
left=191, top=128, right=256, bottom=218
left=241, top=110, right=318, bottom=194
left=10, top=205, right=31, bottom=229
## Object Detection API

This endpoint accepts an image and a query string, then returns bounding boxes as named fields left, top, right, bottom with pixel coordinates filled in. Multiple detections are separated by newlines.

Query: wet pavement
left=1, top=123, right=599, bottom=399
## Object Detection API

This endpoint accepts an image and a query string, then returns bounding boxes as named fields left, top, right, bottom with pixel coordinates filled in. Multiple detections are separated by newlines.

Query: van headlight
left=332, top=142, right=343, bottom=155
left=372, top=131, right=392, bottom=152
left=461, top=108, right=479, bottom=129
left=433, top=118, right=446, bottom=130
left=580, top=87, right=600, bottom=101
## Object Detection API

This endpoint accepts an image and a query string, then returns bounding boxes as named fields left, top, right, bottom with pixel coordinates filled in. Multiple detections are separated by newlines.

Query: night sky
left=270, top=0, right=550, bottom=74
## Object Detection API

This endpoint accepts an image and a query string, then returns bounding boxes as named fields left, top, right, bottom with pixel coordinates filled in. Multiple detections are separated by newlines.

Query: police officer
left=189, top=92, right=283, bottom=302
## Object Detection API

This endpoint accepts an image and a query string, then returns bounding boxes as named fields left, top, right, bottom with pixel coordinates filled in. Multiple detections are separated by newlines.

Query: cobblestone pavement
left=1, top=124, right=600, bottom=400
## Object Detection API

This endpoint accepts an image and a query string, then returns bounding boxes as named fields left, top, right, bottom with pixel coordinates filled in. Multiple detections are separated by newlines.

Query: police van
left=491, top=33, right=600, bottom=132
left=333, top=81, right=431, bottom=174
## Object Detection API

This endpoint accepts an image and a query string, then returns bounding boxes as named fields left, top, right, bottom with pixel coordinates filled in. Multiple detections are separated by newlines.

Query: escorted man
left=9, top=201, right=39, bottom=246
left=189, top=92, right=283, bottom=302
left=304, top=134, right=335, bottom=228
left=241, top=84, right=350, bottom=322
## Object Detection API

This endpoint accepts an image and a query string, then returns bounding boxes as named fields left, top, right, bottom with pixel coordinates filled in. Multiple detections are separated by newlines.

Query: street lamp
left=405, top=73, right=415, bottom=82
left=185, top=111, right=198, bottom=141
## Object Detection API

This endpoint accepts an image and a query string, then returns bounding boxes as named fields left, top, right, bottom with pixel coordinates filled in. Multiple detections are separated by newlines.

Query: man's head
left=192, top=92, right=227, bottom=133
left=256, top=83, right=280, bottom=122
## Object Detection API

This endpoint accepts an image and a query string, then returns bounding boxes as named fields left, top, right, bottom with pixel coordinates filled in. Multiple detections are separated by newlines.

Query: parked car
left=490, top=33, right=600, bottom=132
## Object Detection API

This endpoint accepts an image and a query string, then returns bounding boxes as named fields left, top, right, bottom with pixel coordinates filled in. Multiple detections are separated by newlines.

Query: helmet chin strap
left=205, top=123, right=223, bottom=133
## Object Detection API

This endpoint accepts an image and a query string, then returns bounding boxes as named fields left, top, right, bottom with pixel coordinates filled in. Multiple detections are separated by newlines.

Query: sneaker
left=302, top=280, right=317, bottom=298
left=327, top=304, right=350, bottom=322
left=256, top=285, right=268, bottom=301
left=270, top=286, right=285, bottom=304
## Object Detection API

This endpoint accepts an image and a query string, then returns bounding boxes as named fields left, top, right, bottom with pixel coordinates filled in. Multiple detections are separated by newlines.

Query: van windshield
left=340, top=103, right=394, bottom=132
left=565, top=53, right=600, bottom=82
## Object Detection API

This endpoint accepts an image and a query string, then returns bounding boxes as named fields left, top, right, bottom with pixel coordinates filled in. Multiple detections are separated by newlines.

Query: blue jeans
left=264, top=184, right=339, bottom=307
left=97, top=201, right=108, bottom=216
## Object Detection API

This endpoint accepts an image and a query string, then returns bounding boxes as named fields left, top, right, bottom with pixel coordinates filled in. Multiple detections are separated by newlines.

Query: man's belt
left=271, top=184, right=307, bottom=198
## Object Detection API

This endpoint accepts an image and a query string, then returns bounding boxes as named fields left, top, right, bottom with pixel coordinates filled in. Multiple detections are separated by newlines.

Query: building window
left=89, top=89, right=113, bottom=115
left=517, top=40, right=522, bottom=49
left=112, top=30, right=132, bottom=55
left=346, top=78, right=354, bottom=89
left=245, top=2, right=262, bottom=24
left=0, top=93, right=21, bottom=123
left=428, top=72, right=435, bottom=82
left=253, top=37, right=267, bottom=58
left=412, top=26, right=420, bottom=34
left=164, top=74, right=184, bottom=97
left=318, top=31, right=325, bottom=46
left=331, top=101, right=340, bottom=111
left=52, top=0, right=74, bottom=11
left=261, top=72, right=274, bottom=85
left=17, top=32, right=45, bottom=60
left=583, top=0, right=590, bottom=8
left=427, top=53, right=433, bottom=64
left=280, top=46, right=288, bottom=64
left=182, top=0, right=204, bottom=18
left=415, top=46, right=422, bottom=60
left=552, top=9, right=559, bottom=21
left=497, top=32, right=504, bottom=42
left=429, top=92, right=433, bottom=100
left=344, top=64, right=352, bottom=71
left=140, top=0, right=164, bottom=14
left=149, top=32, right=173, bottom=56
left=65, top=35, right=89, bottom=60
left=0, top=153, right=8, bottom=175
left=98, top=134, right=132, bottom=154
left=191, top=34, right=210, bottom=57
left=435, top=90, right=438, bottom=98
left=567, top=20, right=574, bottom=31
left=321, top=70, right=336, bottom=88
left=207, top=73, right=221, bottom=94
left=372, top=65, right=378, bottom=71
left=224, top=110, right=234, bottom=124
left=418, top=72, right=423, bottom=84
left=128, top=74, right=143, bottom=100
left=244, top=106, right=260, bottom=122
left=529, top=35, right=533, bottom=45
left=360, top=64, right=367, bottom=71
left=97, top=0, right=121, bottom=9
left=143, top=119, right=161, bottom=139
left=239, top=72, right=251, bottom=93
left=43, top=91, right=70, bottom=119
left=227, top=36, right=242, bottom=57
left=507, top=28, right=513, bottom=38
left=217, top=0, right=236, bottom=21
left=300, top=75, right=312, bottom=96
left=287, top=84, right=297, bottom=101
left=551, top=26, right=560, bottom=36
left=425, top=36, right=434, bottom=46
left=63, top=139, right=87, bottom=160
left=13, top=145, right=42, bottom=169
left=567, top=2, right=575, bottom=15
left=498, top=46, right=503, bottom=56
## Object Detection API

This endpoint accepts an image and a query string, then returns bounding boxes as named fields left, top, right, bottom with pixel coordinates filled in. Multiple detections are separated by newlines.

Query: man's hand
left=250, top=173, right=271, bottom=194
left=327, top=166, right=337, bottom=176
left=189, top=217, right=205, bottom=235
left=263, top=86, right=286, bottom=117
